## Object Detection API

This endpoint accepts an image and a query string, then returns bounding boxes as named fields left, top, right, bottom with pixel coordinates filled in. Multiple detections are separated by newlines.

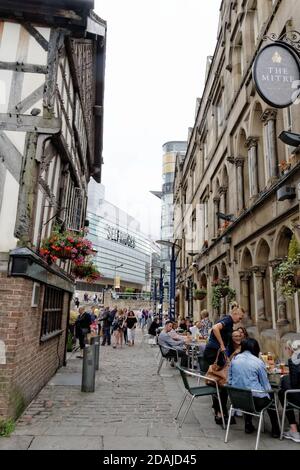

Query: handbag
left=205, top=349, right=230, bottom=387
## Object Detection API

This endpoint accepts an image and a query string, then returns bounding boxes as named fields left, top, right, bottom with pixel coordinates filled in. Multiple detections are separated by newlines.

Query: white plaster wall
left=0, top=70, right=12, bottom=113
left=27, top=31, right=48, bottom=66
left=0, top=170, right=19, bottom=251
left=0, top=22, right=19, bottom=62
left=3, top=130, right=26, bottom=155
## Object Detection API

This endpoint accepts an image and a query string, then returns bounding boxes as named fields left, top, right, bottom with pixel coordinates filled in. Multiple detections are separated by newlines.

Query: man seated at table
left=158, top=320, right=190, bottom=367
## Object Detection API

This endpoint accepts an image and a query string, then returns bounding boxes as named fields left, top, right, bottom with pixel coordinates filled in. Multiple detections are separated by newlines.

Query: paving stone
left=0, top=437, right=33, bottom=450
left=103, top=436, right=164, bottom=450
left=1, top=328, right=294, bottom=450
left=28, top=436, right=102, bottom=450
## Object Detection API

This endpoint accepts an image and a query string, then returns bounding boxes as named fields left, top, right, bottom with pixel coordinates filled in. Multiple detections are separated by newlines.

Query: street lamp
left=156, top=240, right=181, bottom=322
left=113, top=263, right=123, bottom=293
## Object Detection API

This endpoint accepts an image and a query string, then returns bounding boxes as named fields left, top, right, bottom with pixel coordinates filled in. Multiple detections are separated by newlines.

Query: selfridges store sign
left=106, top=225, right=136, bottom=249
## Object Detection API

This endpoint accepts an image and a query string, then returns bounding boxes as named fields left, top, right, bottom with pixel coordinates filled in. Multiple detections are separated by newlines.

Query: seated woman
left=227, top=330, right=243, bottom=359
left=236, top=326, right=249, bottom=340
left=228, top=338, right=280, bottom=437
left=278, top=339, right=300, bottom=443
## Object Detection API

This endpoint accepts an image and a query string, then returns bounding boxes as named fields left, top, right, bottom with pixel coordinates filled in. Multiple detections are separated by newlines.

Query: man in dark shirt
left=203, top=307, right=244, bottom=425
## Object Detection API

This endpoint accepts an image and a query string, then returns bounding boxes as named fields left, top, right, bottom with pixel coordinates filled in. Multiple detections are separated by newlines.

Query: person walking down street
left=203, top=306, right=244, bottom=425
left=278, top=339, right=300, bottom=443
left=123, top=308, right=128, bottom=344
left=100, top=307, right=112, bottom=346
left=148, top=317, right=160, bottom=338
left=74, top=296, right=80, bottom=309
left=126, top=311, right=137, bottom=346
left=75, top=307, right=92, bottom=358
left=112, top=309, right=126, bottom=348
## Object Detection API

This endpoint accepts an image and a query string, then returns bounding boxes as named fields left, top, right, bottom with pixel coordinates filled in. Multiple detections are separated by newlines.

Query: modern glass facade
left=82, top=180, right=160, bottom=291
left=161, top=141, right=187, bottom=272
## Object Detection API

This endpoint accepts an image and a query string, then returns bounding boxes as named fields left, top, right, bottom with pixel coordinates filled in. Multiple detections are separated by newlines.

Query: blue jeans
left=102, top=326, right=111, bottom=345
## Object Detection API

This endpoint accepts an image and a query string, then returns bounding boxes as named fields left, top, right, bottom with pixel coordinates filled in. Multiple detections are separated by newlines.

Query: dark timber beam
left=15, top=84, right=44, bottom=114
left=22, top=22, right=49, bottom=51
left=0, top=62, right=48, bottom=74
left=14, top=133, right=39, bottom=244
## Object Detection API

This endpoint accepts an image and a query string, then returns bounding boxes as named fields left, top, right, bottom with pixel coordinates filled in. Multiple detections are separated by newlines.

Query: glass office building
left=76, top=180, right=160, bottom=293
left=161, top=141, right=187, bottom=273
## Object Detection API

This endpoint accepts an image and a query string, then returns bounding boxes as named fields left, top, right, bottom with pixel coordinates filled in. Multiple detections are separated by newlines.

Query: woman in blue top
left=228, top=338, right=280, bottom=437
left=203, top=307, right=244, bottom=425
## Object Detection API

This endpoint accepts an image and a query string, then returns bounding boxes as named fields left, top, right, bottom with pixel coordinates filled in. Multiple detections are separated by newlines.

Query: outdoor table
left=185, top=340, right=206, bottom=370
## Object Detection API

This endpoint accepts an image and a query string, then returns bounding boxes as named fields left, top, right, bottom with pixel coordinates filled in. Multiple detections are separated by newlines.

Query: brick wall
left=0, top=273, right=69, bottom=419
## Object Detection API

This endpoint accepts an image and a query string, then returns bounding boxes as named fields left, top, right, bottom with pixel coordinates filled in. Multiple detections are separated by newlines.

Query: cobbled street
left=0, top=328, right=297, bottom=450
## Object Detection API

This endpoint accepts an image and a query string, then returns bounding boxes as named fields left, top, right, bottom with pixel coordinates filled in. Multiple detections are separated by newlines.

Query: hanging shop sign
left=253, top=42, right=300, bottom=108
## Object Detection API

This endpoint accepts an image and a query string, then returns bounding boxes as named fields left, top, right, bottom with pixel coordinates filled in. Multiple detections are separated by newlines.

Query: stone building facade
left=174, top=0, right=300, bottom=358
left=0, top=0, right=106, bottom=419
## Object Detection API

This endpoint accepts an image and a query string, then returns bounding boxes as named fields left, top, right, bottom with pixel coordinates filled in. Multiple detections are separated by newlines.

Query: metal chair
left=157, top=344, right=179, bottom=375
left=175, top=366, right=225, bottom=429
left=280, top=389, right=300, bottom=440
left=224, top=386, right=280, bottom=450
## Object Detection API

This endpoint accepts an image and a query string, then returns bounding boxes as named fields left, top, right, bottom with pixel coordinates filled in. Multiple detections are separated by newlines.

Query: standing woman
left=123, top=308, right=128, bottom=344
left=112, top=309, right=126, bottom=348
left=203, top=306, right=245, bottom=424
left=75, top=307, right=92, bottom=358
left=126, top=311, right=138, bottom=346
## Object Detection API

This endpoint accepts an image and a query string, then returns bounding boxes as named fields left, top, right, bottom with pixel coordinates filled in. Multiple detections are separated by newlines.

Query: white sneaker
left=283, top=431, right=300, bottom=443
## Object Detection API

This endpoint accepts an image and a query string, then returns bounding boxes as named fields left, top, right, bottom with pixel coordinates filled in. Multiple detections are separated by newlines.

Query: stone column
left=213, top=197, right=220, bottom=237
left=219, top=186, right=227, bottom=215
left=261, top=109, right=278, bottom=184
left=235, top=157, right=244, bottom=213
left=239, top=271, right=252, bottom=323
left=246, top=137, right=259, bottom=200
left=268, top=259, right=289, bottom=327
left=253, top=266, right=267, bottom=321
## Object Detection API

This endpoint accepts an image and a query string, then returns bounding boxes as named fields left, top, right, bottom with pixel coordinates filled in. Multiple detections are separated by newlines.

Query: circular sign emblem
left=253, top=42, right=300, bottom=108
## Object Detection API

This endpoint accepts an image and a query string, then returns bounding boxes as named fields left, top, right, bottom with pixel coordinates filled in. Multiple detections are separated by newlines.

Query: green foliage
left=0, top=419, right=15, bottom=437
left=288, top=235, right=300, bottom=261
left=274, top=236, right=300, bottom=299
left=193, top=288, right=207, bottom=300
left=212, top=281, right=236, bottom=309
left=124, top=287, right=134, bottom=293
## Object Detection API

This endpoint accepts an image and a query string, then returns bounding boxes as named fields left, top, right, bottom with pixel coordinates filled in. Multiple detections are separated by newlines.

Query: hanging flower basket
left=273, top=236, right=300, bottom=298
left=72, top=262, right=101, bottom=283
left=219, top=286, right=230, bottom=297
left=212, top=282, right=236, bottom=309
left=39, top=225, right=94, bottom=264
left=193, top=288, right=207, bottom=300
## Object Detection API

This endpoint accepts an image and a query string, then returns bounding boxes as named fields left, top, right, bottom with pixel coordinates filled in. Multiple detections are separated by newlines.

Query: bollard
left=90, top=335, right=100, bottom=371
left=81, top=344, right=95, bottom=392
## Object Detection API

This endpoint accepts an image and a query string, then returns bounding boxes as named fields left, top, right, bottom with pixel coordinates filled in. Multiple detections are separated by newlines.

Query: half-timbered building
left=0, top=0, right=106, bottom=419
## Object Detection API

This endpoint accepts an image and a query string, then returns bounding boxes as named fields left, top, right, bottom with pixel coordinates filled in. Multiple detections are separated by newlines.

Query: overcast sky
left=94, top=0, right=221, bottom=240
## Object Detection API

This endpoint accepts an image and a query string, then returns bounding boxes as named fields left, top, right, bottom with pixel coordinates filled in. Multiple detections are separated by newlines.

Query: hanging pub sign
left=253, top=42, right=300, bottom=108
